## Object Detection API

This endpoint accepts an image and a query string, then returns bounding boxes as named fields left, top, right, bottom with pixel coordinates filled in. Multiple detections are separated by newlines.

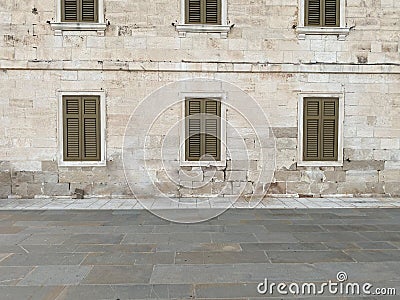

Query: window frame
left=297, top=92, right=344, bottom=167
left=51, top=0, right=106, bottom=36
left=180, top=92, right=227, bottom=167
left=296, top=0, right=349, bottom=40
left=58, top=91, right=106, bottom=167
left=175, top=0, right=232, bottom=38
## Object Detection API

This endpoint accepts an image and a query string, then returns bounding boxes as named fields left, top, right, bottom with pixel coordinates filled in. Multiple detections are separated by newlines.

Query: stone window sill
left=58, top=161, right=106, bottom=167
left=296, top=27, right=350, bottom=41
left=175, top=24, right=233, bottom=38
left=50, top=22, right=107, bottom=36
left=297, top=161, right=343, bottom=167
left=180, top=160, right=227, bottom=167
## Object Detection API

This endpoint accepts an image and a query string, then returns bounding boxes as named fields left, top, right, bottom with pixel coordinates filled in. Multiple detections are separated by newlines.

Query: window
left=185, top=98, right=221, bottom=161
left=303, top=98, right=338, bottom=161
left=175, top=0, right=231, bottom=38
left=305, top=0, right=339, bottom=27
left=62, top=0, right=98, bottom=22
left=296, top=0, right=349, bottom=39
left=58, top=92, right=106, bottom=166
left=298, top=94, right=344, bottom=166
left=50, top=0, right=106, bottom=35
left=185, top=0, right=221, bottom=25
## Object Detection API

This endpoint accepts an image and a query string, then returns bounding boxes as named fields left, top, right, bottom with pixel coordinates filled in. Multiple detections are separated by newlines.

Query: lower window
left=303, top=97, right=339, bottom=161
left=185, top=98, right=221, bottom=161
left=62, top=95, right=101, bottom=161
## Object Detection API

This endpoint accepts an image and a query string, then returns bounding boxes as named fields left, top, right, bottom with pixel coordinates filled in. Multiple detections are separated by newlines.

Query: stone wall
left=0, top=0, right=399, bottom=198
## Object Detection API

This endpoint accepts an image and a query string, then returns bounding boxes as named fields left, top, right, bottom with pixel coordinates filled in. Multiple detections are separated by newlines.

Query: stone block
left=379, top=170, right=400, bottom=182
left=274, top=170, right=301, bottom=181
left=337, top=182, right=367, bottom=195
left=271, top=127, right=297, bottom=138
left=33, top=172, right=59, bottom=184
left=385, top=182, right=400, bottom=196
left=212, top=182, right=232, bottom=195
left=286, top=182, right=311, bottom=195
left=41, top=160, right=58, bottom=172
left=204, top=170, right=225, bottom=182
left=43, top=183, right=70, bottom=196
left=226, top=171, right=247, bottom=182
left=346, top=170, right=378, bottom=183
left=179, top=169, right=203, bottom=182
left=265, top=182, right=286, bottom=194
left=343, top=160, right=385, bottom=171
left=232, top=182, right=253, bottom=195
left=324, top=171, right=346, bottom=183
left=226, top=160, right=257, bottom=171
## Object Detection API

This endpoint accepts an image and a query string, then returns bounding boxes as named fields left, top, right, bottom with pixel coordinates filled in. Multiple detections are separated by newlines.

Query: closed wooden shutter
left=303, top=98, right=338, bottom=161
left=62, top=0, right=78, bottom=22
left=82, top=97, right=100, bottom=160
left=185, top=99, right=221, bottom=161
left=81, top=0, right=97, bottom=22
left=63, top=96, right=101, bottom=161
left=62, top=0, right=98, bottom=22
left=186, top=0, right=221, bottom=24
left=324, top=0, right=339, bottom=26
left=306, top=0, right=339, bottom=27
left=63, top=97, right=81, bottom=160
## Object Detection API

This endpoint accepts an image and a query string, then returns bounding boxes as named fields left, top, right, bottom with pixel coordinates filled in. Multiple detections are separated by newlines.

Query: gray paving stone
left=64, top=233, right=125, bottom=244
left=18, top=265, right=92, bottom=286
left=123, top=232, right=212, bottom=244
left=195, top=283, right=261, bottom=298
left=355, top=241, right=398, bottom=250
left=82, top=252, right=174, bottom=265
left=241, top=242, right=328, bottom=251
left=175, top=251, right=268, bottom=264
left=345, top=250, right=400, bottom=262
left=74, top=243, right=157, bottom=253
left=359, top=231, right=400, bottom=242
left=293, top=232, right=369, bottom=242
left=0, top=266, right=34, bottom=285
left=0, top=286, right=65, bottom=300
left=82, top=265, right=153, bottom=284
left=19, top=234, right=70, bottom=245
left=0, top=252, right=87, bottom=266
left=210, top=232, right=258, bottom=243
left=266, top=250, right=354, bottom=263
left=254, top=232, right=300, bottom=243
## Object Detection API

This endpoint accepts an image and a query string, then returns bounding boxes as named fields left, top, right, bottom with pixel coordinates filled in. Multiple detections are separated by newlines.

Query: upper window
left=305, top=0, right=339, bottom=27
left=62, top=0, right=98, bottom=22
left=185, top=0, right=221, bottom=25
left=175, top=0, right=231, bottom=38
left=58, top=92, right=106, bottom=166
left=296, top=0, right=349, bottom=39
left=185, top=98, right=221, bottom=162
left=50, top=0, right=106, bottom=35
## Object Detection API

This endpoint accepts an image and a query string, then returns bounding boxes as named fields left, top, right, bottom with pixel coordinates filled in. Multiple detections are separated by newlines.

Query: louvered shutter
left=205, top=0, right=220, bottom=24
left=186, top=99, right=202, bottom=160
left=81, top=0, right=97, bottom=22
left=303, top=98, right=338, bottom=161
left=62, top=0, right=78, bottom=22
left=186, top=0, right=201, bottom=23
left=324, top=0, right=339, bottom=26
left=63, top=97, right=81, bottom=161
left=321, top=99, right=338, bottom=160
left=304, top=99, right=320, bottom=160
left=306, top=0, right=321, bottom=26
left=204, top=100, right=221, bottom=160
left=82, top=97, right=100, bottom=160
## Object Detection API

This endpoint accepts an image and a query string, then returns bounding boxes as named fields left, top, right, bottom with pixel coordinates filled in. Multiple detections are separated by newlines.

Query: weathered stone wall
left=0, top=0, right=399, bottom=198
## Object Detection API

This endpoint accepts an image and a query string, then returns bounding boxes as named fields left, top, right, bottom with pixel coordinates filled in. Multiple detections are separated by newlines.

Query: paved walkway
left=0, top=207, right=399, bottom=299
left=1, top=196, right=400, bottom=210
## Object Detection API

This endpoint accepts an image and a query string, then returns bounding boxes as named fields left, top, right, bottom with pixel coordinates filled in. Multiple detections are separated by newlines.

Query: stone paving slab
left=0, top=197, right=399, bottom=210
left=0, top=208, right=399, bottom=299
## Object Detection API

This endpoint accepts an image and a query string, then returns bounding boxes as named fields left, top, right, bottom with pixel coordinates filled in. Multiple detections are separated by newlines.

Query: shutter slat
left=84, top=98, right=97, bottom=114
left=322, top=119, right=336, bottom=158
left=323, top=100, right=336, bottom=116
left=64, top=0, right=78, bottom=21
left=306, top=119, right=319, bottom=158
left=66, top=118, right=80, bottom=158
left=188, top=119, right=201, bottom=158
left=307, top=0, right=321, bottom=26
left=189, top=100, right=201, bottom=115
left=307, top=100, right=320, bottom=116
left=205, top=119, right=218, bottom=158
left=205, top=0, right=219, bottom=24
left=187, top=0, right=201, bottom=23
left=325, top=0, right=338, bottom=26
left=83, top=118, right=98, bottom=158
left=205, top=100, right=218, bottom=115
left=82, top=0, right=95, bottom=22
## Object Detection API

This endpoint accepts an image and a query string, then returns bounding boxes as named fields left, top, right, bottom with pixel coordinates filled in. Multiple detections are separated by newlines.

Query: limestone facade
left=0, top=0, right=399, bottom=198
